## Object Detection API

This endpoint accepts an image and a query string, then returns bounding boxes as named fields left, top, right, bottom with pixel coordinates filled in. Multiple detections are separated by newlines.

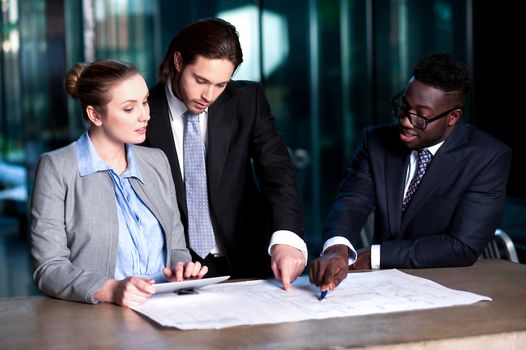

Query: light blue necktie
left=402, top=149, right=432, bottom=212
left=183, top=112, right=215, bottom=258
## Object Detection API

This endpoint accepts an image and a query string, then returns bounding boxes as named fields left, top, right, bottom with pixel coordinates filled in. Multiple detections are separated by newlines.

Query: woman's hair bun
left=64, top=63, right=87, bottom=99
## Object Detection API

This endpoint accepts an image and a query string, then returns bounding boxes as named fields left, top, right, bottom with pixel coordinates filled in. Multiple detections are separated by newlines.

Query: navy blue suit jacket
left=323, top=121, right=512, bottom=268
left=144, top=80, right=303, bottom=278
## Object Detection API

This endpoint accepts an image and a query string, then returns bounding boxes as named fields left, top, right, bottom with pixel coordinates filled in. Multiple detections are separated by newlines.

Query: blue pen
left=320, top=290, right=328, bottom=301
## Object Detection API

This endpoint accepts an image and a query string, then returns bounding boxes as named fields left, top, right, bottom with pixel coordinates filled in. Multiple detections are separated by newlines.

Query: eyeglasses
left=390, top=91, right=458, bottom=130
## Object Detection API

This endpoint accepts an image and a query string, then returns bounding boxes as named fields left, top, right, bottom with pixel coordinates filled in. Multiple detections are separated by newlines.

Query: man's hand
left=350, top=248, right=372, bottom=270
left=309, top=244, right=349, bottom=291
left=271, top=244, right=306, bottom=290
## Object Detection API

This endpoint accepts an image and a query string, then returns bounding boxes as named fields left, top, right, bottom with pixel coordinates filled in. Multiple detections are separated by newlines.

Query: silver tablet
left=153, top=275, right=230, bottom=294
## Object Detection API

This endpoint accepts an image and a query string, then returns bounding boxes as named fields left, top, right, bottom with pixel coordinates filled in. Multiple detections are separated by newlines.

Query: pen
left=320, top=290, right=328, bottom=301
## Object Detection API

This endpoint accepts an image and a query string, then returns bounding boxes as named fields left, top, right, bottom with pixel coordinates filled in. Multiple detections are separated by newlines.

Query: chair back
left=481, top=229, right=519, bottom=263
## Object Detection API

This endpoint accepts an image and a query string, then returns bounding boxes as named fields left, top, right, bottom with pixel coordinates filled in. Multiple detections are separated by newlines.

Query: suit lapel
left=401, top=121, right=469, bottom=226
left=148, top=83, right=187, bottom=217
left=385, top=141, right=410, bottom=235
left=207, top=89, right=236, bottom=200
left=129, top=178, right=165, bottom=230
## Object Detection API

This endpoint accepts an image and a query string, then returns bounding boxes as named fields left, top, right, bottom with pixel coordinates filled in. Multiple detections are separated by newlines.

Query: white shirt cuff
left=371, top=244, right=381, bottom=269
left=322, top=236, right=357, bottom=265
left=268, top=230, right=308, bottom=265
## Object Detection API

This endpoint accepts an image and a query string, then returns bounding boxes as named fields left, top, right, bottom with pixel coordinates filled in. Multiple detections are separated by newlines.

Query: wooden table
left=1, top=259, right=525, bottom=349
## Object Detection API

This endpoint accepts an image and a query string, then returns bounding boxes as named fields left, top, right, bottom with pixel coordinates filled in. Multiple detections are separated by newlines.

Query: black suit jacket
left=145, top=80, right=303, bottom=278
left=323, top=121, right=512, bottom=268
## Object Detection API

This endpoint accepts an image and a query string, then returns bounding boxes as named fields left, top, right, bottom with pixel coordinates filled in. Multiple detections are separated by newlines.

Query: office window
left=0, top=0, right=471, bottom=264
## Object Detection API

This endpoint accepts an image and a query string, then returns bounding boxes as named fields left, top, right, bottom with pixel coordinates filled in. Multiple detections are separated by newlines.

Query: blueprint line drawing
left=131, top=269, right=491, bottom=329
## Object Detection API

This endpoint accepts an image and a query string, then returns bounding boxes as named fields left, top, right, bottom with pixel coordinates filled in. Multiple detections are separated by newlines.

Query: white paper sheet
left=131, top=269, right=491, bottom=330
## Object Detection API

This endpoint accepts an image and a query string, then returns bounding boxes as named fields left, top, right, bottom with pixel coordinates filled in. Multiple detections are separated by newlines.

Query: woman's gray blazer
left=30, top=142, right=190, bottom=303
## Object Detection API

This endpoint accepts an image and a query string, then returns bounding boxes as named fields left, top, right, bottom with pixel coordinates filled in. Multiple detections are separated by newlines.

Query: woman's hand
left=163, top=261, right=208, bottom=282
left=95, top=277, right=155, bottom=307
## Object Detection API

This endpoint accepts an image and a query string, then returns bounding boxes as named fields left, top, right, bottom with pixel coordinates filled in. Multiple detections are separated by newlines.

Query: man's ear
left=447, top=109, right=462, bottom=126
left=86, top=106, right=102, bottom=126
left=174, top=52, right=183, bottom=72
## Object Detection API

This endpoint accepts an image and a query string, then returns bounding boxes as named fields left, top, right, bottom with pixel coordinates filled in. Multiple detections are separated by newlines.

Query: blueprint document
left=131, top=269, right=491, bottom=330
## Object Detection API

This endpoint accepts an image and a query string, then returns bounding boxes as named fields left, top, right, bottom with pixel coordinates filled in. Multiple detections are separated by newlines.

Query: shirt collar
left=75, top=131, right=143, bottom=182
left=424, top=141, right=444, bottom=156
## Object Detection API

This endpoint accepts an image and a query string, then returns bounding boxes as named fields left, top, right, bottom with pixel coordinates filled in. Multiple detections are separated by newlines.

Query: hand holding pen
left=309, top=244, right=350, bottom=297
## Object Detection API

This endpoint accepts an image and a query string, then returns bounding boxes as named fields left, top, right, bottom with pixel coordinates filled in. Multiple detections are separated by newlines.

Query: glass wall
left=250, top=0, right=469, bottom=254
left=0, top=0, right=471, bottom=258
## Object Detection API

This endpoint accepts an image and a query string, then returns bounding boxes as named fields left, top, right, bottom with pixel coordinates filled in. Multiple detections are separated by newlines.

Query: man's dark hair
left=413, top=52, right=471, bottom=98
left=158, top=17, right=243, bottom=83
